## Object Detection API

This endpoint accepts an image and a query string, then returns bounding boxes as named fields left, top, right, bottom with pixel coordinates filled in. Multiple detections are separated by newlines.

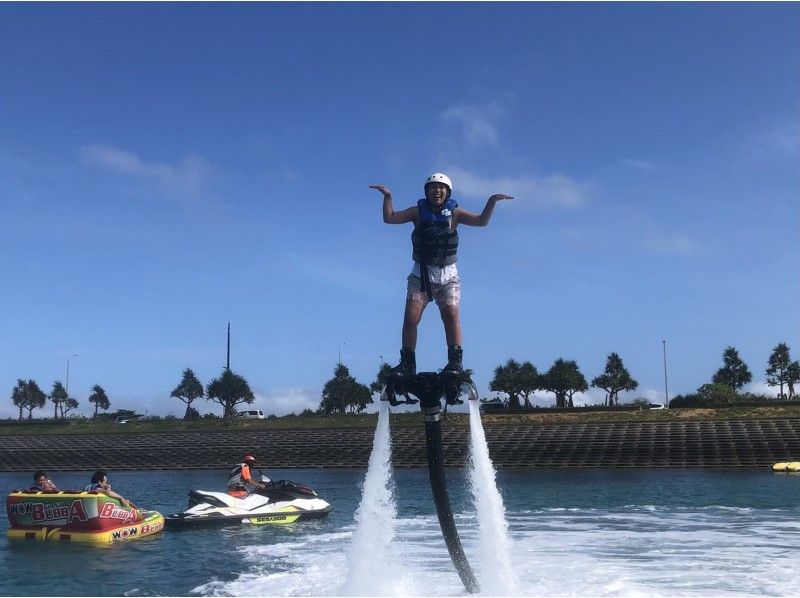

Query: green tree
left=787, top=361, right=800, bottom=400
left=370, top=362, right=394, bottom=396
left=518, top=361, right=540, bottom=408
left=320, top=364, right=372, bottom=415
left=49, top=381, right=68, bottom=419
left=24, top=380, right=46, bottom=419
left=11, top=380, right=26, bottom=421
left=766, top=343, right=792, bottom=399
left=542, top=358, right=588, bottom=408
left=88, top=384, right=110, bottom=418
left=490, top=359, right=524, bottom=409
left=629, top=398, right=652, bottom=408
left=206, top=369, right=255, bottom=419
left=170, top=368, right=204, bottom=420
left=10, top=379, right=46, bottom=420
left=591, top=352, right=639, bottom=406
left=696, top=382, right=737, bottom=406
left=61, top=397, right=79, bottom=418
left=712, top=346, right=752, bottom=392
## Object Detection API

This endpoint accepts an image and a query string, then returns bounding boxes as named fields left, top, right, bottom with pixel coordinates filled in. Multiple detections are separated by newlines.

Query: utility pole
left=226, top=322, right=231, bottom=371
left=662, top=340, right=670, bottom=409
left=65, top=354, right=78, bottom=396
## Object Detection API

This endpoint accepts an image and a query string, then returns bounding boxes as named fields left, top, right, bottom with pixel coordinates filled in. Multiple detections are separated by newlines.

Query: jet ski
left=165, top=478, right=331, bottom=529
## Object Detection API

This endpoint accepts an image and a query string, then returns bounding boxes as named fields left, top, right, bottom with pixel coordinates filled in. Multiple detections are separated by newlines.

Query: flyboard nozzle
left=413, top=372, right=446, bottom=418
left=380, top=370, right=480, bottom=593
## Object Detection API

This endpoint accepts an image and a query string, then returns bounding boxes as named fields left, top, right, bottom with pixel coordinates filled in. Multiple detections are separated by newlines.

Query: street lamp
left=662, top=341, right=670, bottom=409
left=65, top=354, right=79, bottom=397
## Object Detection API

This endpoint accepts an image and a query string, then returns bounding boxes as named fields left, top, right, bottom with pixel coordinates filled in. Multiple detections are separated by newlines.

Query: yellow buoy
left=773, top=462, right=789, bottom=472
left=787, top=462, right=800, bottom=472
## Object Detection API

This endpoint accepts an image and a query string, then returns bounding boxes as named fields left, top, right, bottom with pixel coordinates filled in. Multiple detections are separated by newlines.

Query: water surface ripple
left=1, top=468, right=798, bottom=596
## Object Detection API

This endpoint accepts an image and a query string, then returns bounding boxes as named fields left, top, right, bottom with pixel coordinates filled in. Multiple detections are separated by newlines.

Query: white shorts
left=406, top=273, right=461, bottom=308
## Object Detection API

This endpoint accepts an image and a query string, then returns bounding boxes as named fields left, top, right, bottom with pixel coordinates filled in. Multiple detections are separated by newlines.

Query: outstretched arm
left=101, top=486, right=131, bottom=508
left=370, top=184, right=418, bottom=225
left=454, top=194, right=513, bottom=227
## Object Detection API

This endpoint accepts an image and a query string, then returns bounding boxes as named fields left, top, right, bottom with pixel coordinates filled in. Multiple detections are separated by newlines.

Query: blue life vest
left=411, top=198, right=459, bottom=267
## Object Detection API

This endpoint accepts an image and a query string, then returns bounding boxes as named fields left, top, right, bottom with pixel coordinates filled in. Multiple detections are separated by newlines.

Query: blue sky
left=1, top=3, right=798, bottom=418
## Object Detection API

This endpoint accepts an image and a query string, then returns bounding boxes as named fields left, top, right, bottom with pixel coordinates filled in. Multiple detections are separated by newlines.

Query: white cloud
left=569, top=390, right=596, bottom=407
left=440, top=102, right=505, bottom=148
left=486, top=386, right=665, bottom=409
left=638, top=387, right=669, bottom=405
left=560, top=210, right=695, bottom=256
left=448, top=166, right=588, bottom=209
left=744, top=381, right=781, bottom=397
left=255, top=387, right=320, bottom=416
left=82, top=144, right=209, bottom=195
left=0, top=403, right=18, bottom=419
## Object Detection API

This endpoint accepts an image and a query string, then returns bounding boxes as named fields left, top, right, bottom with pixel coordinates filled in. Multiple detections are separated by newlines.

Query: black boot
left=442, top=345, right=463, bottom=375
left=391, top=348, right=416, bottom=377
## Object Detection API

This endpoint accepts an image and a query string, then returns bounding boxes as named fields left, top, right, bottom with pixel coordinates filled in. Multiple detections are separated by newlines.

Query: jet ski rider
left=370, top=173, right=512, bottom=376
left=227, top=455, right=269, bottom=495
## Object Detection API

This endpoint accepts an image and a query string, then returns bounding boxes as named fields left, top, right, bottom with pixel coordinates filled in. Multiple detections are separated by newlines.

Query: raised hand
left=370, top=184, right=392, bottom=198
left=489, top=194, right=513, bottom=201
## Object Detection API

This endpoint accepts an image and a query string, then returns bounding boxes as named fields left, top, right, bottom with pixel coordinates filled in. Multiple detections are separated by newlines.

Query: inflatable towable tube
left=772, top=462, right=800, bottom=472
left=6, top=491, right=164, bottom=543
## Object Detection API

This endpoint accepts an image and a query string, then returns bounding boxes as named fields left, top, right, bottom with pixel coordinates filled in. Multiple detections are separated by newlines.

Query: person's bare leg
left=439, top=304, right=462, bottom=347
left=402, top=298, right=426, bottom=349
left=393, top=297, right=427, bottom=376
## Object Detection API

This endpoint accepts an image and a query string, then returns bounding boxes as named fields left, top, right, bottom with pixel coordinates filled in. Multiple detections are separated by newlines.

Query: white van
left=238, top=410, right=265, bottom=419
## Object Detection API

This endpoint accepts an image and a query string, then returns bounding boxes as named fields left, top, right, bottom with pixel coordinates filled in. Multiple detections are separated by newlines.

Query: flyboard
left=382, top=371, right=480, bottom=594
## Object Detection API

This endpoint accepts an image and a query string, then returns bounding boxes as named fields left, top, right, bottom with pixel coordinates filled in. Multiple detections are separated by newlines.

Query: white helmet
left=424, top=172, right=452, bottom=196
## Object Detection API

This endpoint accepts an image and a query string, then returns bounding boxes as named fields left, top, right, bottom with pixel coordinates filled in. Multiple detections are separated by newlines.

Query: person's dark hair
left=33, top=470, right=47, bottom=481
left=90, top=470, right=107, bottom=484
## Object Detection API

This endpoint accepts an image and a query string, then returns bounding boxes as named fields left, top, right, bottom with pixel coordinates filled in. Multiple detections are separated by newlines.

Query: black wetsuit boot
left=442, top=345, right=464, bottom=375
left=391, top=348, right=417, bottom=377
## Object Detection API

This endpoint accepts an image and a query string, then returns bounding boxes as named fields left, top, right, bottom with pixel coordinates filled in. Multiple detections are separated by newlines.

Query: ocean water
left=1, top=466, right=800, bottom=597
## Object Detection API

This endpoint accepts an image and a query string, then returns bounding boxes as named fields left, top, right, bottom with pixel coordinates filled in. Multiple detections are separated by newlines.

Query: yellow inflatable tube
left=772, top=461, right=800, bottom=472
left=6, top=491, right=164, bottom=544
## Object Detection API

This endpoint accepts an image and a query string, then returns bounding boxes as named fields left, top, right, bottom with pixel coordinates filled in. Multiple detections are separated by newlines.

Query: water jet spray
left=382, top=371, right=480, bottom=594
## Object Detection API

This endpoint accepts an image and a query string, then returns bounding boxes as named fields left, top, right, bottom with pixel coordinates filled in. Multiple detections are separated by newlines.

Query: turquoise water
left=2, top=468, right=800, bottom=596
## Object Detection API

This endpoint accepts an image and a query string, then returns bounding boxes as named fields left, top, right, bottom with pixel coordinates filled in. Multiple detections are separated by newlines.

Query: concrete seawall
left=1, top=418, right=799, bottom=471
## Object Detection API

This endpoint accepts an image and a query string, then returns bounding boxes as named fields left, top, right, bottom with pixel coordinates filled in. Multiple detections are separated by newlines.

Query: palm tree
left=206, top=369, right=255, bottom=419
left=592, top=353, right=638, bottom=406
left=171, top=368, right=204, bottom=420
left=88, top=384, right=110, bottom=418
left=712, top=346, right=752, bottom=392
left=49, top=381, right=68, bottom=419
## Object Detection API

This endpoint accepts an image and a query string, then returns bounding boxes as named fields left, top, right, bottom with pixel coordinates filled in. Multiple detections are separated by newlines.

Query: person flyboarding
left=370, top=173, right=512, bottom=377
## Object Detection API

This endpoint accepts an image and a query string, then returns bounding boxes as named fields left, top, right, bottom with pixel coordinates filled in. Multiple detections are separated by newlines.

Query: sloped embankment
left=1, top=418, right=799, bottom=471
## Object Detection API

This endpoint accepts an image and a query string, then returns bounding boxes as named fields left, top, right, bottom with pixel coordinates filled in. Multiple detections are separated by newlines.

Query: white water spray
left=342, top=402, right=409, bottom=596
left=468, top=399, right=519, bottom=595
